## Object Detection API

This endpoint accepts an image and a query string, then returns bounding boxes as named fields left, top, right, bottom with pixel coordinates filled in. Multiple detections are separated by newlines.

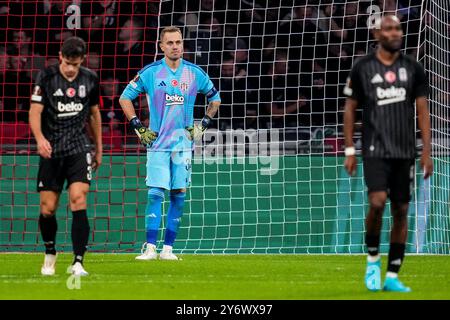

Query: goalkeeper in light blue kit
left=119, top=26, right=221, bottom=260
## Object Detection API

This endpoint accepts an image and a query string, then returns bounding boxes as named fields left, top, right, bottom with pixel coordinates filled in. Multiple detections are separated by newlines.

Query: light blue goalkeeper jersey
left=120, top=58, right=220, bottom=151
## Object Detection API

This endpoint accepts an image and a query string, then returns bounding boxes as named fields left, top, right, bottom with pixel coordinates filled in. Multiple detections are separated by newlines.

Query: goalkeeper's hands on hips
left=130, top=116, right=157, bottom=147
left=187, top=115, right=212, bottom=141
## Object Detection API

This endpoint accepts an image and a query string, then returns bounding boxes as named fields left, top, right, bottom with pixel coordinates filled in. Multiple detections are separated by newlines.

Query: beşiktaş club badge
left=180, top=82, right=189, bottom=91
left=399, top=68, right=408, bottom=82
left=79, top=85, right=86, bottom=98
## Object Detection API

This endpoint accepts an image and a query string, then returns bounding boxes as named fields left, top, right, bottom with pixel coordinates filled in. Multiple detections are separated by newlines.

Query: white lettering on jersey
left=165, top=93, right=184, bottom=106
left=57, top=101, right=84, bottom=117
left=376, top=86, right=406, bottom=106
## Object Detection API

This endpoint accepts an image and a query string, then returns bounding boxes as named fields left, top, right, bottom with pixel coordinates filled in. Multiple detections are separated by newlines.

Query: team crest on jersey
left=79, top=85, right=86, bottom=98
left=129, top=74, right=139, bottom=88
left=33, top=85, right=41, bottom=96
left=66, top=87, right=76, bottom=98
left=384, top=71, right=396, bottom=83
left=180, top=82, right=189, bottom=91
left=399, top=68, right=408, bottom=81
left=31, top=85, right=42, bottom=102
left=171, top=79, right=178, bottom=87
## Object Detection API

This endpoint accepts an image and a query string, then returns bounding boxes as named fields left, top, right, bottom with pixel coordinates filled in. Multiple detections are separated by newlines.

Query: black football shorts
left=363, top=158, right=415, bottom=203
left=37, top=152, right=92, bottom=192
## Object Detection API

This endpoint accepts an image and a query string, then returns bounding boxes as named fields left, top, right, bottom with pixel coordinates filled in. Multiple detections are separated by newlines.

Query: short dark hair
left=60, top=36, right=86, bottom=58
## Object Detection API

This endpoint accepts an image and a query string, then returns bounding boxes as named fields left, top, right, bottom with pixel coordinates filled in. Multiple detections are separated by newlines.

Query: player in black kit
left=343, top=16, right=433, bottom=292
left=29, top=37, right=102, bottom=276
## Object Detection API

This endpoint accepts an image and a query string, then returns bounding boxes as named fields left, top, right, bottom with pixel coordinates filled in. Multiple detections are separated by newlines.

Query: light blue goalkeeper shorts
left=146, top=150, right=192, bottom=190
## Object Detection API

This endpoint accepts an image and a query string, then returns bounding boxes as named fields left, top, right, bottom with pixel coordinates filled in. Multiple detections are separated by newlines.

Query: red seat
left=0, top=123, right=31, bottom=144
left=102, top=127, right=124, bottom=152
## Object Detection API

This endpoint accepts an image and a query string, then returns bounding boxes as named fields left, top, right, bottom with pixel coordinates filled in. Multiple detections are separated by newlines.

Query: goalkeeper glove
left=130, top=116, right=157, bottom=147
left=187, top=115, right=212, bottom=141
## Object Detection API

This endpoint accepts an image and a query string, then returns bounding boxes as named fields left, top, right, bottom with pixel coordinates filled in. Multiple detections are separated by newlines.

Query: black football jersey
left=344, top=52, right=429, bottom=159
left=31, top=64, right=100, bottom=158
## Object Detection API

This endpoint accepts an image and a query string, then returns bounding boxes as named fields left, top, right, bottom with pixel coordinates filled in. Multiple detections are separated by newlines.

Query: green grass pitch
left=1, top=254, right=449, bottom=300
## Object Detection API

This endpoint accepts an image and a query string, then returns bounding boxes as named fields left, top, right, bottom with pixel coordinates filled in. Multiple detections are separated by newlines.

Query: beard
left=380, top=40, right=402, bottom=53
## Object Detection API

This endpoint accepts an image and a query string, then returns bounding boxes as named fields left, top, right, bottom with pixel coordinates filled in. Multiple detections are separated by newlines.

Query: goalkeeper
left=119, top=26, right=221, bottom=260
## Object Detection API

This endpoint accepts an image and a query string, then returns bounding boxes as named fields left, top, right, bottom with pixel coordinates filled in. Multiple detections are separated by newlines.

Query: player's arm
left=29, top=102, right=52, bottom=159
left=343, top=64, right=362, bottom=176
left=119, top=98, right=138, bottom=121
left=416, top=96, right=433, bottom=179
left=29, top=73, right=52, bottom=159
left=189, top=98, right=220, bottom=141
left=89, top=104, right=102, bottom=170
left=119, top=74, right=157, bottom=147
left=188, top=72, right=221, bottom=141
left=343, top=98, right=358, bottom=176
left=414, top=61, right=433, bottom=179
left=205, top=99, right=220, bottom=119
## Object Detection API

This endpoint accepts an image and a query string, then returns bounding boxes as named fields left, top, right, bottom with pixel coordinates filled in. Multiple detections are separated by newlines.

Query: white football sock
left=367, top=254, right=380, bottom=263
left=386, top=271, right=398, bottom=279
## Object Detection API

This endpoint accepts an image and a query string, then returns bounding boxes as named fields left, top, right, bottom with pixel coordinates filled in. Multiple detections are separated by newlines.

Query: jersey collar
left=162, top=57, right=183, bottom=75
left=373, top=50, right=403, bottom=67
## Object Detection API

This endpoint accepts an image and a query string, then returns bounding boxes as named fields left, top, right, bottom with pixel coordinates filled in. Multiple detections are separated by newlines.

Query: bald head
left=374, top=15, right=403, bottom=53
left=373, top=15, right=401, bottom=30
left=382, top=15, right=400, bottom=27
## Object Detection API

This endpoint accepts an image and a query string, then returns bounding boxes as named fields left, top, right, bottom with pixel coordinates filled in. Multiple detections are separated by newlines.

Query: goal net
left=0, top=0, right=448, bottom=254
left=416, top=0, right=450, bottom=254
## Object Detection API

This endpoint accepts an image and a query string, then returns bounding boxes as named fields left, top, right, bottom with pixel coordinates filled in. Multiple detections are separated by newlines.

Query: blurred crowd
left=0, top=0, right=432, bottom=151
left=164, top=0, right=424, bottom=133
